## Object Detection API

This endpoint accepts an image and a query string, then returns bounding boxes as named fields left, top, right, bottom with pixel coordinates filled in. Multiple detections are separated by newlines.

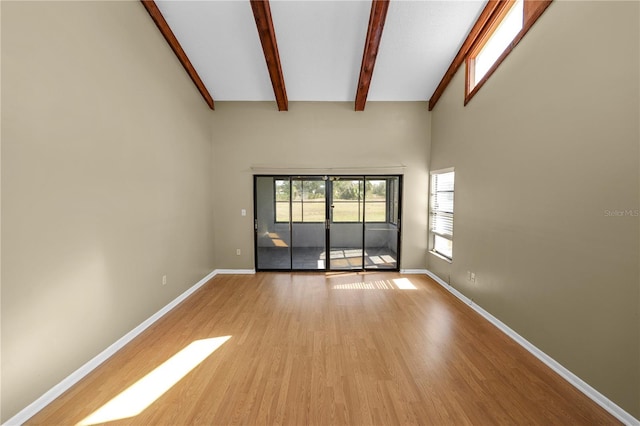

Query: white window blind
left=430, top=170, right=454, bottom=259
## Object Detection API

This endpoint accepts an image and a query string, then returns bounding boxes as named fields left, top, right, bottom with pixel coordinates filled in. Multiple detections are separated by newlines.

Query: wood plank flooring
left=27, top=272, right=619, bottom=425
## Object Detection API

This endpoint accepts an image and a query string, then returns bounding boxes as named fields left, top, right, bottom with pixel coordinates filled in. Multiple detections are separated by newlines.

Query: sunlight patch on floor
left=392, top=278, right=417, bottom=290
left=77, top=336, right=231, bottom=426
left=332, top=278, right=417, bottom=290
left=266, top=232, right=288, bottom=248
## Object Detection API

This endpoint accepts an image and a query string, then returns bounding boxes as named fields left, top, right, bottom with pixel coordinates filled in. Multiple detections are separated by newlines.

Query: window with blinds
left=430, top=169, right=454, bottom=260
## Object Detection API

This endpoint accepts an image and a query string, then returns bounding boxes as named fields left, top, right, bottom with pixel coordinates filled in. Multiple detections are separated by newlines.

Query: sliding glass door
left=291, top=178, right=326, bottom=270
left=329, top=177, right=364, bottom=270
left=254, top=175, right=401, bottom=271
left=364, top=176, right=400, bottom=269
left=255, top=176, right=291, bottom=269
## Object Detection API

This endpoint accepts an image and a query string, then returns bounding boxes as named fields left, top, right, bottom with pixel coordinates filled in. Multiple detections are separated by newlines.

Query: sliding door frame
left=254, top=174, right=402, bottom=272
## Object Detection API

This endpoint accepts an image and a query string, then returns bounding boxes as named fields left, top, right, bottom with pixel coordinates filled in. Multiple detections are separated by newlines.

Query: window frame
left=275, top=178, right=326, bottom=224
left=464, top=0, right=553, bottom=106
left=388, top=178, right=399, bottom=226
left=330, top=179, right=364, bottom=223
left=274, top=176, right=400, bottom=225
left=330, top=178, right=394, bottom=224
left=429, top=168, right=455, bottom=261
left=292, top=179, right=326, bottom=223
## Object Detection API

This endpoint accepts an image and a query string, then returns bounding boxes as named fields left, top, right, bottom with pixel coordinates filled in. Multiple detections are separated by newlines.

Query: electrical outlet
left=241, top=209, right=246, bottom=217
left=236, top=249, right=241, bottom=256
left=471, top=273, right=476, bottom=283
left=467, top=271, right=472, bottom=281
left=162, top=275, right=167, bottom=285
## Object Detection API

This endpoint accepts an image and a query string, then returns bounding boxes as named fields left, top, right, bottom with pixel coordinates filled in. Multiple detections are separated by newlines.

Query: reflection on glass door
left=329, top=177, right=364, bottom=270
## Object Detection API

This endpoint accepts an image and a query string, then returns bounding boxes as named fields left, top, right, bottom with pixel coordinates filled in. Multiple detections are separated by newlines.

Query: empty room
left=1, top=0, right=639, bottom=424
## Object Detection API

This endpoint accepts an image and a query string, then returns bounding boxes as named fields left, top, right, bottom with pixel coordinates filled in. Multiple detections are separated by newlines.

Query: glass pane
left=330, top=178, right=364, bottom=270
left=434, top=235, right=453, bottom=259
left=365, top=202, right=385, bottom=222
left=301, top=202, right=323, bottom=222
left=333, top=202, right=361, bottom=222
left=256, top=177, right=291, bottom=270
left=366, top=180, right=386, bottom=198
left=332, top=179, right=363, bottom=222
left=474, top=0, right=524, bottom=83
left=291, top=202, right=302, bottom=222
left=364, top=176, right=398, bottom=270
left=365, top=179, right=386, bottom=222
left=289, top=178, right=327, bottom=270
left=302, top=180, right=325, bottom=222
left=275, top=202, right=289, bottom=222
left=275, top=179, right=289, bottom=200
left=275, top=179, right=290, bottom=223
left=292, top=180, right=303, bottom=198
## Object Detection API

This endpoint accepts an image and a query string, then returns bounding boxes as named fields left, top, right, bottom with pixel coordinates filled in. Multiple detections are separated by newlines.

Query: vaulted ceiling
left=149, top=0, right=486, bottom=110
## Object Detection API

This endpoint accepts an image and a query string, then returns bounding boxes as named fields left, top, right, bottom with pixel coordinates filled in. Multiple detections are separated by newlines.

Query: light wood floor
left=27, top=272, right=619, bottom=425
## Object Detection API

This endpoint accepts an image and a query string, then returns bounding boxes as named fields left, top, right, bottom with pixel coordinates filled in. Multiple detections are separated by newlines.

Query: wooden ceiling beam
left=141, top=0, right=214, bottom=110
left=354, top=0, right=390, bottom=112
left=250, top=0, right=288, bottom=111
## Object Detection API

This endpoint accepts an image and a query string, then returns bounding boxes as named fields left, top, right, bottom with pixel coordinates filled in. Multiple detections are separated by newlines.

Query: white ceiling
left=156, top=0, right=485, bottom=103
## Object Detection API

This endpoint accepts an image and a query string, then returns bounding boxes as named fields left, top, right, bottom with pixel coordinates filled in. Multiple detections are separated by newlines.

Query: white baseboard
left=400, top=268, right=429, bottom=274
left=4, top=269, right=219, bottom=426
left=424, top=269, right=639, bottom=426
left=215, top=269, right=256, bottom=275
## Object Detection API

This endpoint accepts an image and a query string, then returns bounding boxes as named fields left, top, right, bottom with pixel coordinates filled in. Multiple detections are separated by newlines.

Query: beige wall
left=4, top=0, right=637, bottom=421
left=210, top=102, right=430, bottom=270
left=429, top=1, right=639, bottom=417
left=1, top=1, right=215, bottom=421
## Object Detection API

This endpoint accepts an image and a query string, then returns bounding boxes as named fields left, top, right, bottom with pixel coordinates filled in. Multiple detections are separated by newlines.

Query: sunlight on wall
left=77, top=336, right=231, bottom=425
